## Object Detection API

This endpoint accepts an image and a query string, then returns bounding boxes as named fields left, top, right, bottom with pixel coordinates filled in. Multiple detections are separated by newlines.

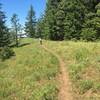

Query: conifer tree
left=25, top=5, right=36, bottom=38
left=81, top=2, right=100, bottom=41
left=36, top=15, right=44, bottom=38
left=0, top=3, right=14, bottom=60
left=39, top=0, right=100, bottom=41
left=11, top=14, right=20, bottom=47
left=0, top=3, right=10, bottom=47
left=61, top=0, right=86, bottom=40
left=44, top=0, right=62, bottom=40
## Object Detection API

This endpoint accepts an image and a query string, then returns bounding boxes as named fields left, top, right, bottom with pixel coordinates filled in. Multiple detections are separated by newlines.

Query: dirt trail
left=42, top=45, right=73, bottom=100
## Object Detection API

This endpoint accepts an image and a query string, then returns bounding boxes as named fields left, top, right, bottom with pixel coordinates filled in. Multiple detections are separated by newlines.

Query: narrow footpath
left=42, top=45, right=73, bottom=100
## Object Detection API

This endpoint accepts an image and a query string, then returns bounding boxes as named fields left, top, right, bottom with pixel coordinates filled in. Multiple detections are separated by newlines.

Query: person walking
left=39, top=38, right=42, bottom=45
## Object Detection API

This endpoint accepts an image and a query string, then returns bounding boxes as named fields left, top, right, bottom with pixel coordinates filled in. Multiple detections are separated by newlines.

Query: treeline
left=37, top=0, right=100, bottom=41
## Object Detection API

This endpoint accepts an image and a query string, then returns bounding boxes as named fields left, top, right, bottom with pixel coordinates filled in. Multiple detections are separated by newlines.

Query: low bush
left=0, top=47, right=15, bottom=61
left=93, top=83, right=100, bottom=92
left=81, top=28, right=97, bottom=41
left=69, top=63, right=86, bottom=82
left=31, top=83, right=59, bottom=100
left=74, top=47, right=89, bottom=63
left=79, top=80, right=93, bottom=94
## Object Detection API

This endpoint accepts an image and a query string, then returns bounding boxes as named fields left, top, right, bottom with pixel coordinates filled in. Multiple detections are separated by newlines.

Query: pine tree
left=0, top=3, right=14, bottom=60
left=81, top=2, right=100, bottom=41
left=0, top=3, right=10, bottom=47
left=44, top=0, right=62, bottom=40
left=43, top=0, right=86, bottom=40
left=62, top=0, right=86, bottom=40
left=40, top=0, right=100, bottom=41
left=36, top=15, right=45, bottom=38
left=80, top=0, right=99, bottom=12
left=11, top=14, right=20, bottom=47
left=25, top=5, right=36, bottom=38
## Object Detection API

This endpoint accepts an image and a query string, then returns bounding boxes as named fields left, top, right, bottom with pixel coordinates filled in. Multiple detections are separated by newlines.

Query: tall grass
left=45, top=40, right=100, bottom=100
left=0, top=38, right=59, bottom=100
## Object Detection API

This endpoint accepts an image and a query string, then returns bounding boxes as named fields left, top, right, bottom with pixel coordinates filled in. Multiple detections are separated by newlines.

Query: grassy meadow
left=45, top=40, right=100, bottom=100
left=0, top=38, right=59, bottom=100
left=0, top=38, right=100, bottom=100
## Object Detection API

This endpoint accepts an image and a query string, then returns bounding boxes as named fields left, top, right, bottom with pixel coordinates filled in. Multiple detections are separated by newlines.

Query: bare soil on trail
left=42, top=45, right=73, bottom=100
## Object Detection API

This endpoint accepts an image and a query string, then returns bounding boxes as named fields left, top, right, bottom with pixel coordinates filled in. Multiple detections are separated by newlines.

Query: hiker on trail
left=39, top=38, right=42, bottom=45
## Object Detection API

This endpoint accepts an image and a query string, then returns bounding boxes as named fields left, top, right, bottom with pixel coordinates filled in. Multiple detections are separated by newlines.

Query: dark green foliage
left=62, top=0, right=86, bottom=40
left=36, top=16, right=45, bottom=38
left=81, top=2, right=100, bottom=41
left=44, top=0, right=63, bottom=40
left=81, top=28, right=97, bottom=41
left=0, top=47, right=15, bottom=61
left=96, top=3, right=100, bottom=16
left=38, top=0, right=100, bottom=41
left=0, top=4, right=10, bottom=47
left=25, top=5, right=36, bottom=38
left=0, top=3, right=15, bottom=61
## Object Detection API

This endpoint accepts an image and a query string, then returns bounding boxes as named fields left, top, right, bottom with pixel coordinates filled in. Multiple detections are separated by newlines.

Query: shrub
left=31, top=83, right=59, bottom=100
left=74, top=47, right=89, bottom=62
left=93, top=83, right=100, bottom=92
left=81, top=28, right=97, bottom=41
left=0, top=47, right=15, bottom=61
left=79, top=80, right=93, bottom=94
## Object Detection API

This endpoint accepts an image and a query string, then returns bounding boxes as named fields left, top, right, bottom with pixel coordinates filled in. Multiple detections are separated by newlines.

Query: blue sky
left=0, top=0, right=46, bottom=27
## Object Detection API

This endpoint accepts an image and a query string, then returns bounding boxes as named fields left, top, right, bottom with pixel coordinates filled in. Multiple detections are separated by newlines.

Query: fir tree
left=81, top=2, right=100, bottom=41
left=25, top=5, right=36, bottom=38
left=11, top=14, right=20, bottom=47
left=44, top=0, right=62, bottom=40
left=61, top=0, right=86, bottom=40
left=36, top=15, right=45, bottom=38
left=0, top=3, right=10, bottom=47
left=0, top=3, right=14, bottom=60
left=38, top=0, right=100, bottom=41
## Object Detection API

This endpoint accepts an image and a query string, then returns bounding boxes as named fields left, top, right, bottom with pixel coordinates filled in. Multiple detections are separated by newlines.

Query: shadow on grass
left=19, top=43, right=30, bottom=47
left=10, top=43, right=30, bottom=48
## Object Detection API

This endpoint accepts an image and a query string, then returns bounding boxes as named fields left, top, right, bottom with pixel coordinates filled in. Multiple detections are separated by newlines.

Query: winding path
left=42, top=45, right=73, bottom=100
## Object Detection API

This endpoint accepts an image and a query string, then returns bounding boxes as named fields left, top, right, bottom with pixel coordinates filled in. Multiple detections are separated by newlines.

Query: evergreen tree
left=44, top=0, right=62, bottom=40
left=11, top=14, right=20, bottom=47
left=25, top=5, right=36, bottom=38
left=0, top=3, right=10, bottom=47
left=36, top=15, right=45, bottom=38
left=39, top=0, right=100, bottom=41
left=61, top=0, right=86, bottom=40
left=80, top=0, right=99, bottom=12
left=0, top=3, right=14, bottom=60
left=81, top=2, right=100, bottom=41
left=43, top=0, right=86, bottom=40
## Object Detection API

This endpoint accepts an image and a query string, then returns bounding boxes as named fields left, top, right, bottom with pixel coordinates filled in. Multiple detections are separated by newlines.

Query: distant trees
left=11, top=14, right=21, bottom=47
left=25, top=5, right=36, bottom=38
left=37, top=0, right=100, bottom=41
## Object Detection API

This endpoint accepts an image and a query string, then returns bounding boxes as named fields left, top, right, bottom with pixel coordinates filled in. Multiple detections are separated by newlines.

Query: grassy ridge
left=45, top=40, right=100, bottom=100
left=0, top=38, right=59, bottom=100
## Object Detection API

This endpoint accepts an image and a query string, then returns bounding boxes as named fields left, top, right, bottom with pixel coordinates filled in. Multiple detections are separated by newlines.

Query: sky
left=0, top=0, right=46, bottom=27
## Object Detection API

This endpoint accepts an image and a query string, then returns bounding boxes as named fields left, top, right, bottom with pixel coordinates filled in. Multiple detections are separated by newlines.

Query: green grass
left=45, top=40, right=100, bottom=100
left=0, top=38, right=100, bottom=100
left=0, top=38, right=59, bottom=100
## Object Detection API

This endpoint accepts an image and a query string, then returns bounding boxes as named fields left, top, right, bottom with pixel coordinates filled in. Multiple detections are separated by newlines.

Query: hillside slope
left=45, top=40, right=100, bottom=100
left=0, top=38, right=60, bottom=100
